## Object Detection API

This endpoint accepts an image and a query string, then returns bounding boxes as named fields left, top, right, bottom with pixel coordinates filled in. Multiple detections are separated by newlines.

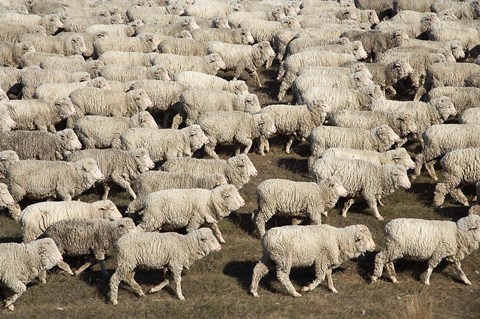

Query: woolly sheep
left=174, top=71, right=249, bottom=95
left=0, top=24, right=46, bottom=43
left=39, top=56, right=105, bottom=78
left=137, top=184, right=244, bottom=243
left=34, top=78, right=110, bottom=102
left=174, top=88, right=260, bottom=127
left=0, top=108, right=15, bottom=132
left=126, top=5, right=184, bottom=22
left=191, top=27, right=255, bottom=44
left=0, top=129, right=81, bottom=160
left=312, top=157, right=411, bottom=220
left=184, top=2, right=237, bottom=18
left=257, top=100, right=331, bottom=154
left=1, top=98, right=76, bottom=132
left=371, top=215, right=480, bottom=285
left=253, top=177, right=348, bottom=236
left=93, top=33, right=161, bottom=57
left=97, top=51, right=160, bottom=67
left=108, top=228, right=221, bottom=304
left=283, top=37, right=351, bottom=60
left=340, top=29, right=406, bottom=61
left=150, top=53, right=226, bottom=78
left=365, top=59, right=416, bottom=96
left=0, top=41, right=35, bottom=68
left=433, top=148, right=480, bottom=207
left=97, top=64, right=170, bottom=82
left=67, top=148, right=154, bottom=200
left=413, top=125, right=480, bottom=181
left=85, top=21, right=141, bottom=37
left=426, top=86, right=480, bottom=114
left=239, top=17, right=301, bottom=44
left=309, top=125, right=401, bottom=169
left=161, top=154, right=257, bottom=190
left=158, top=37, right=208, bottom=56
left=393, top=39, right=465, bottom=62
left=73, top=112, right=157, bottom=149
left=20, top=34, right=87, bottom=56
left=119, top=125, right=209, bottom=163
left=63, top=15, right=123, bottom=33
left=43, top=218, right=137, bottom=276
left=393, top=0, right=435, bottom=15
left=290, top=41, right=368, bottom=61
left=198, top=111, right=276, bottom=159
left=20, top=200, right=122, bottom=243
left=0, top=13, right=64, bottom=35
left=136, top=17, right=200, bottom=36
left=207, top=41, right=276, bottom=87
left=0, top=66, right=20, bottom=96
left=7, top=158, right=105, bottom=203
left=250, top=224, right=375, bottom=297
left=0, top=182, right=17, bottom=219
left=424, top=62, right=480, bottom=91
left=126, top=172, right=228, bottom=214
left=459, top=108, right=480, bottom=125
left=0, top=238, right=68, bottom=311
left=431, top=0, right=480, bottom=19
left=20, top=51, right=65, bottom=68
left=0, top=150, right=18, bottom=178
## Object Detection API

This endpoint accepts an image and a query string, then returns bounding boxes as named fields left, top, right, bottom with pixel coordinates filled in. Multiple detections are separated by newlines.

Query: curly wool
left=372, top=215, right=480, bottom=285
left=0, top=129, right=81, bottom=160
left=340, top=29, right=405, bottom=60
left=427, top=87, right=480, bottom=114
left=191, top=28, right=255, bottom=44
left=239, top=17, right=301, bottom=44
left=158, top=38, right=208, bottom=56
left=0, top=150, right=18, bottom=178
left=365, top=59, right=415, bottom=93
left=161, top=154, right=258, bottom=190
left=198, top=111, right=276, bottom=159
left=97, top=64, right=170, bottom=82
left=119, top=125, right=209, bottom=163
left=292, top=41, right=368, bottom=61
left=93, top=33, right=161, bottom=57
left=0, top=13, right=63, bottom=35
left=0, top=24, right=46, bottom=43
left=127, top=172, right=228, bottom=214
left=424, top=62, right=480, bottom=90
left=85, top=22, right=138, bottom=37
left=174, top=71, right=249, bottom=95
left=284, top=37, right=350, bottom=60
left=34, top=78, right=110, bottom=102
left=253, top=177, right=347, bottom=235
left=250, top=224, right=375, bottom=297
left=97, top=51, right=160, bottom=67
left=0, top=41, right=35, bottom=68
left=150, top=53, right=226, bottom=78
left=63, top=15, right=123, bottom=33
left=40, top=56, right=104, bottom=77
left=20, top=34, right=87, bottom=56
left=459, top=108, right=480, bottom=124
left=127, top=80, right=186, bottom=114
left=20, top=200, right=122, bottom=243
left=0, top=66, right=20, bottom=94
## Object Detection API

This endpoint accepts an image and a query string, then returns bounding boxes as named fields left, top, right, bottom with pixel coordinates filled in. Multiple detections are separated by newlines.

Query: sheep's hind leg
left=453, top=261, right=471, bottom=285
left=301, top=262, right=326, bottom=293
left=250, top=257, right=272, bottom=297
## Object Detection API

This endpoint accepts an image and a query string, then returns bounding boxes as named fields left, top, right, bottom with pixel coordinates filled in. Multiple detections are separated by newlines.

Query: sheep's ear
left=469, top=226, right=479, bottom=231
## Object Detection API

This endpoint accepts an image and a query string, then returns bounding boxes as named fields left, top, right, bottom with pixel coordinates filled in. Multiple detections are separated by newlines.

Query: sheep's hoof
left=219, top=239, right=226, bottom=244
left=250, top=291, right=259, bottom=297
left=463, top=279, right=472, bottom=286
left=370, top=276, right=378, bottom=283
left=300, top=286, right=310, bottom=292
left=391, top=278, right=399, bottom=284
left=376, top=216, right=385, bottom=221
left=431, top=176, right=438, bottom=182
left=330, top=288, right=338, bottom=294
left=6, top=304, right=14, bottom=311
left=110, top=299, right=118, bottom=306
left=292, top=291, right=302, bottom=298
left=178, top=295, right=185, bottom=301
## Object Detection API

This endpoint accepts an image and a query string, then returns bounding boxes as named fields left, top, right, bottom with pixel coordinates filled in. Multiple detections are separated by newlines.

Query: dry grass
left=0, top=66, right=479, bottom=319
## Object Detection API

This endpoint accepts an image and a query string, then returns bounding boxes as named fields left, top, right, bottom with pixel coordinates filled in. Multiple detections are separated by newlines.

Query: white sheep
left=365, top=59, right=416, bottom=96
left=39, top=55, right=105, bottom=78
left=73, top=112, right=157, bottom=149
left=97, top=64, right=170, bottom=82
left=0, top=12, right=64, bottom=35
left=311, top=157, right=411, bottom=220
left=198, top=111, right=276, bottom=159
left=174, top=71, right=249, bottom=95
left=93, top=33, right=161, bottom=57
left=0, top=66, right=20, bottom=96
left=191, top=27, right=255, bottom=44
left=253, top=177, right=348, bottom=236
left=119, top=125, right=209, bottom=163
left=0, top=24, right=46, bottom=43
left=239, top=16, right=301, bottom=44
left=161, top=154, right=258, bottom=190
left=0, top=182, right=17, bottom=219
left=0, top=108, right=15, bottom=132
left=108, top=228, right=221, bottom=304
left=0, top=150, right=18, bottom=178
left=340, top=29, right=406, bottom=61
left=250, top=224, right=375, bottom=297
left=371, top=215, right=480, bottom=285
left=426, top=86, right=480, bottom=114
left=158, top=37, right=208, bottom=56
left=20, top=33, right=87, bottom=56
left=289, top=40, right=369, bottom=61
left=34, top=78, right=110, bottom=102
left=97, top=51, right=160, bottom=67
left=150, top=53, right=227, bottom=78
left=85, top=21, right=143, bottom=37
left=424, top=62, right=480, bottom=91
left=20, top=200, right=122, bottom=243
left=0, top=41, right=35, bottom=68
left=459, top=108, right=480, bottom=125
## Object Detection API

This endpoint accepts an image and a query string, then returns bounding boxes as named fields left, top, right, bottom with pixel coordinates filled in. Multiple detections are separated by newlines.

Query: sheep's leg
left=424, top=160, right=438, bottom=181
left=149, top=279, right=170, bottom=294
left=385, top=262, right=398, bottom=283
left=204, top=137, right=219, bottom=159
left=254, top=210, right=268, bottom=236
left=341, top=198, right=355, bottom=218
left=475, top=182, right=480, bottom=203
left=3, top=279, right=26, bottom=311
left=277, top=80, right=290, bottom=101
left=291, top=217, right=303, bottom=225
left=112, top=173, right=136, bottom=199
left=377, top=195, right=385, bottom=207
left=365, top=194, right=384, bottom=221
left=258, top=136, right=267, bottom=156
left=276, top=258, right=300, bottom=297
left=371, top=250, right=387, bottom=283
left=171, top=114, right=183, bottom=129
left=209, top=222, right=225, bottom=244
left=301, top=262, right=326, bottom=293
left=245, top=66, right=262, bottom=87
left=449, top=188, right=469, bottom=206
left=125, top=271, right=145, bottom=297
left=412, top=153, right=424, bottom=180
left=108, top=269, right=126, bottom=305
left=185, top=214, right=203, bottom=234
left=236, top=135, right=253, bottom=155
left=453, top=261, right=471, bottom=285
left=102, top=184, right=111, bottom=200
left=57, top=260, right=74, bottom=275
left=57, top=189, right=72, bottom=201
left=170, top=267, right=185, bottom=300
left=94, top=251, right=108, bottom=277
left=250, top=258, right=272, bottom=297
left=325, top=269, right=338, bottom=293
left=75, top=260, right=94, bottom=276
left=285, top=136, right=295, bottom=154
left=422, top=255, right=443, bottom=285
left=308, top=212, right=322, bottom=225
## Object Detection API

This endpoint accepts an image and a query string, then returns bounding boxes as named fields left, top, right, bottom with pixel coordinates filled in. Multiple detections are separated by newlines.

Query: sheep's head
left=176, top=30, right=193, bottom=39
left=390, top=164, right=411, bottom=190
left=351, top=41, right=368, bottom=60
left=113, top=218, right=138, bottom=236
left=351, top=225, right=376, bottom=256
left=35, top=238, right=63, bottom=270
left=183, top=17, right=200, bottom=31
left=96, top=200, right=122, bottom=220
left=457, top=213, right=480, bottom=242
left=324, top=175, right=348, bottom=199
left=184, top=124, right=209, bottom=151
left=43, top=14, right=64, bottom=34
left=127, top=89, right=153, bottom=111
left=54, top=97, right=76, bottom=119
left=131, top=148, right=155, bottom=173
left=205, top=53, right=227, bottom=71
left=0, top=183, right=15, bottom=208
left=139, top=33, right=161, bottom=52
left=281, top=16, right=301, bottom=28
left=193, top=228, right=222, bottom=255
left=351, top=70, right=375, bottom=88
left=373, top=125, right=401, bottom=151
left=361, top=84, right=384, bottom=102
left=150, top=65, right=171, bottom=81
left=232, top=80, right=249, bottom=95
left=72, top=71, right=90, bottom=82
left=242, top=94, right=261, bottom=113
left=88, top=77, right=110, bottom=89
left=448, top=40, right=465, bottom=61
left=366, top=10, right=380, bottom=25
left=57, top=129, right=82, bottom=154
left=214, top=184, right=245, bottom=215
left=387, top=148, right=415, bottom=170
left=396, top=111, right=417, bottom=136
left=306, top=98, right=331, bottom=124
left=389, top=60, right=414, bottom=81
left=211, top=16, right=230, bottom=29
left=131, top=111, right=158, bottom=128
left=254, top=113, right=276, bottom=138
left=254, top=41, right=276, bottom=68
left=167, top=3, right=184, bottom=16
left=430, top=96, right=457, bottom=121
left=15, top=42, right=35, bottom=57
left=0, top=151, right=19, bottom=166
left=75, top=158, right=105, bottom=185
left=433, top=182, right=448, bottom=207
left=239, top=28, right=255, bottom=45
left=0, top=109, right=15, bottom=132
left=271, top=5, right=287, bottom=21
left=340, top=8, right=358, bottom=21
left=207, top=173, right=228, bottom=188
left=229, top=154, right=257, bottom=179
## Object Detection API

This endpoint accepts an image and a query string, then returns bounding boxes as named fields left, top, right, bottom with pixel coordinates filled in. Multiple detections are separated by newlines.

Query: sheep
left=97, top=51, right=160, bottom=67
left=371, top=214, right=480, bottom=285
left=39, top=56, right=105, bottom=77
left=0, top=238, right=68, bottom=311
left=392, top=0, right=435, bottom=14
left=328, top=109, right=417, bottom=146
left=93, top=33, right=161, bottom=57
left=174, top=71, right=249, bottom=95
left=67, top=148, right=154, bottom=200
left=228, top=9, right=285, bottom=28
left=20, top=33, right=87, bottom=56
left=354, top=0, right=393, bottom=19
left=161, top=154, right=257, bottom=190
left=365, top=59, right=416, bottom=96
left=126, top=172, right=228, bottom=215
left=253, top=177, right=348, bottom=236
left=108, top=228, right=221, bottom=304
left=0, top=24, right=46, bottom=43
left=289, top=40, right=369, bottom=61
left=257, top=100, right=331, bottom=155
left=0, top=182, right=18, bottom=219
left=20, top=51, right=65, bottom=68
left=119, top=125, right=209, bottom=164
left=369, top=96, right=457, bottom=144
left=0, top=150, right=18, bottom=178
left=426, top=86, right=480, bottom=114
left=136, top=184, right=244, bottom=243
left=158, top=37, right=208, bottom=56
left=20, top=200, right=122, bottom=243
left=413, top=125, right=480, bottom=181
left=207, top=41, right=276, bottom=87
left=283, top=37, right=351, bottom=60
left=73, top=112, right=157, bottom=149
left=424, top=62, right=480, bottom=91
left=1, top=98, right=76, bottom=132
left=191, top=27, right=255, bottom=44
left=277, top=51, right=358, bottom=101
left=433, top=148, right=480, bottom=208
left=20, top=67, right=90, bottom=99
left=0, top=129, right=82, bottom=161
left=239, top=17, right=302, bottom=44
left=63, top=14, right=123, bottom=33
left=0, top=66, right=20, bottom=96
left=319, top=148, right=416, bottom=171
left=174, top=88, right=260, bottom=127
left=0, top=41, right=35, bottom=68
left=97, top=64, right=170, bottom=82
left=308, top=125, right=401, bottom=168
left=393, top=38, right=465, bottom=62
left=459, top=108, right=480, bottom=125
left=0, top=13, right=64, bottom=35
left=0, top=108, right=15, bottom=132
left=311, top=158, right=411, bottom=220
left=184, top=2, right=238, bottom=18
left=150, top=53, right=226, bottom=78
left=85, top=21, right=142, bottom=37
left=33, top=78, right=110, bottom=102
left=43, top=218, right=137, bottom=276
left=7, top=158, right=105, bottom=203
left=373, top=11, right=439, bottom=38
left=427, top=24, right=480, bottom=57
left=431, top=0, right=480, bottom=19
left=340, top=29, right=406, bottom=61
left=198, top=111, right=276, bottom=159
left=126, top=5, right=184, bottom=22
left=68, top=88, right=153, bottom=120
left=136, top=17, right=200, bottom=36
left=250, top=224, right=375, bottom=297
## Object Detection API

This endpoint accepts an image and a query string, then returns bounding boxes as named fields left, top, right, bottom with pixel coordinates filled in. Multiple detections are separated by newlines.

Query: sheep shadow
left=276, top=157, right=309, bottom=176
left=0, top=236, right=22, bottom=243
left=409, top=182, right=435, bottom=203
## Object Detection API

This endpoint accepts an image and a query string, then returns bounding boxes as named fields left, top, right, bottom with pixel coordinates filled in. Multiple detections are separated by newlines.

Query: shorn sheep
left=371, top=214, right=480, bottom=285
left=253, top=177, right=348, bottom=236
left=250, top=224, right=375, bottom=297
left=108, top=228, right=221, bottom=304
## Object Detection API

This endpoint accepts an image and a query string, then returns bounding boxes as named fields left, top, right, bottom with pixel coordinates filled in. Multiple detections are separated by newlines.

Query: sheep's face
left=17, top=42, right=35, bottom=56
left=129, top=89, right=153, bottom=111
left=217, top=184, right=245, bottom=214
left=88, top=77, right=110, bottom=89
left=367, top=10, right=380, bottom=25
left=195, top=228, right=222, bottom=254
left=135, top=111, right=158, bottom=128
left=0, top=183, right=14, bottom=207
left=257, top=42, right=276, bottom=68
left=397, top=112, right=417, bottom=136
left=0, top=89, right=7, bottom=102
left=44, top=14, right=64, bottom=34
left=0, top=111, right=15, bottom=132
left=98, top=200, right=122, bottom=220
left=88, top=60, right=105, bottom=76
left=115, top=218, right=138, bottom=234
left=433, top=183, right=448, bottom=207
left=185, top=18, right=200, bottom=31
left=341, top=8, right=358, bottom=21
left=131, top=148, right=155, bottom=172
left=432, top=97, right=457, bottom=121
left=142, top=33, right=161, bottom=52
left=68, top=36, right=87, bottom=56
left=457, top=214, right=480, bottom=242
left=352, top=70, right=375, bottom=89
left=55, top=97, right=76, bottom=119
left=243, top=94, right=261, bottom=113
left=212, top=17, right=230, bottom=29
left=240, top=28, right=255, bottom=45
left=57, top=129, right=82, bottom=153
left=449, top=41, right=465, bottom=60
left=374, top=125, right=401, bottom=150
left=76, top=158, right=105, bottom=185
left=206, top=53, right=226, bottom=71
left=352, top=41, right=368, bottom=60
left=37, top=238, right=63, bottom=270
left=233, top=81, right=249, bottom=95
left=231, top=154, right=258, bottom=178
left=151, top=66, right=170, bottom=81
left=255, top=113, right=276, bottom=138
left=307, top=98, right=331, bottom=123
left=271, top=6, right=287, bottom=21
left=389, top=148, right=415, bottom=170
left=391, top=60, right=414, bottom=81
left=0, top=151, right=19, bottom=165
left=353, top=225, right=376, bottom=256
left=209, top=174, right=228, bottom=188
left=167, top=4, right=184, bottom=16
left=281, top=16, right=301, bottom=28
left=186, top=125, right=209, bottom=151
left=73, top=72, right=90, bottom=82
left=328, top=176, right=348, bottom=198
left=391, top=165, right=411, bottom=189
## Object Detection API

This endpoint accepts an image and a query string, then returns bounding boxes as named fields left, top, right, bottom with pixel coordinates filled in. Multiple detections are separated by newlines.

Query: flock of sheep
left=0, top=0, right=480, bottom=313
